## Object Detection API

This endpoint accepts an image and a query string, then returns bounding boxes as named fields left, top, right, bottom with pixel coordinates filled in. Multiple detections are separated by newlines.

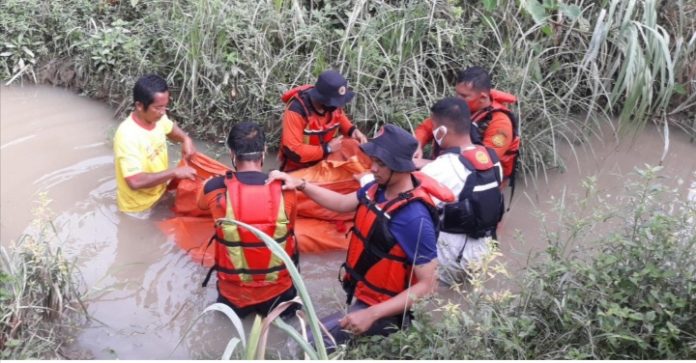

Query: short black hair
left=430, top=97, right=471, bottom=135
left=133, top=74, right=168, bottom=110
left=226, top=121, right=265, bottom=162
left=456, top=66, right=492, bottom=92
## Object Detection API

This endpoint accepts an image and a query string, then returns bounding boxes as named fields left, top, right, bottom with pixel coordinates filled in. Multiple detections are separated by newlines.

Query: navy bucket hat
left=360, top=124, right=417, bottom=172
left=308, top=70, right=355, bottom=108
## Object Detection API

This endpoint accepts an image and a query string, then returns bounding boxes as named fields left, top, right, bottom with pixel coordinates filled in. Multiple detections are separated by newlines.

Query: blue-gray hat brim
left=360, top=142, right=415, bottom=173
left=308, top=88, right=355, bottom=108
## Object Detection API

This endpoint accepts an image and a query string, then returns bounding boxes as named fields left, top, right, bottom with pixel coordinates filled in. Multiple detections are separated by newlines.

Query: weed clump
left=0, top=194, right=85, bottom=359
left=345, top=166, right=696, bottom=359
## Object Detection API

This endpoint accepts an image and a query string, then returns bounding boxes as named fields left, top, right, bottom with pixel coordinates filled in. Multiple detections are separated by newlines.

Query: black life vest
left=440, top=145, right=505, bottom=239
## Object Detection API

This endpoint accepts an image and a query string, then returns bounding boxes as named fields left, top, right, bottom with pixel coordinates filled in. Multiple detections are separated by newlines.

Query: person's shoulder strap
left=460, top=145, right=495, bottom=171
left=281, top=188, right=298, bottom=226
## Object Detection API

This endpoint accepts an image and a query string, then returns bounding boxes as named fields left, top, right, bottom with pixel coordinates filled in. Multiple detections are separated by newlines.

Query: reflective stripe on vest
left=213, top=174, right=293, bottom=283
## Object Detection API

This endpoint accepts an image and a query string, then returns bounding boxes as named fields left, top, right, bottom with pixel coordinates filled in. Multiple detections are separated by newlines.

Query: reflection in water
left=1, top=85, right=694, bottom=358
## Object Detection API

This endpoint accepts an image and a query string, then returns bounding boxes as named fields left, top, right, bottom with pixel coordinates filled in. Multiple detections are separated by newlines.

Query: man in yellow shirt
left=114, top=74, right=197, bottom=213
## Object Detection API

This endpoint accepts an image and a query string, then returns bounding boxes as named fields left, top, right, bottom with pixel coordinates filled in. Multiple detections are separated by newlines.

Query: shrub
left=0, top=194, right=86, bottom=359
left=2, top=0, right=694, bottom=177
left=345, top=166, right=696, bottom=359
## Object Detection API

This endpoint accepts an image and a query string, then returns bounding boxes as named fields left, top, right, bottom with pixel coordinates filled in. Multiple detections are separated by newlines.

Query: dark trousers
left=313, top=300, right=411, bottom=351
left=216, top=286, right=299, bottom=319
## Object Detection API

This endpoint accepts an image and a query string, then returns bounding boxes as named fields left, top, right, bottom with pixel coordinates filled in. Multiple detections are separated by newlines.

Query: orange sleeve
left=197, top=177, right=227, bottom=219
left=334, top=109, right=355, bottom=136
left=281, top=110, right=326, bottom=164
left=414, top=117, right=433, bottom=146
left=482, top=113, right=513, bottom=160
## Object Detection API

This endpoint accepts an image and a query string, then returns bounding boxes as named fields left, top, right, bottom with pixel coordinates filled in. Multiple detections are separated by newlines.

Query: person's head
left=454, top=66, right=492, bottom=113
left=308, top=70, right=355, bottom=112
left=133, top=74, right=170, bottom=124
left=360, top=124, right=417, bottom=187
left=429, top=97, right=472, bottom=148
left=226, top=121, right=266, bottom=168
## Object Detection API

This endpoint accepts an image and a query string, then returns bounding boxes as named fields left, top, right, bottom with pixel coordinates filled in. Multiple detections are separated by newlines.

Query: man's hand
left=339, top=307, right=378, bottom=335
left=268, top=170, right=303, bottom=190
left=351, top=128, right=368, bottom=144
left=327, top=136, right=343, bottom=154
left=173, top=165, right=197, bottom=180
left=182, top=137, right=197, bottom=161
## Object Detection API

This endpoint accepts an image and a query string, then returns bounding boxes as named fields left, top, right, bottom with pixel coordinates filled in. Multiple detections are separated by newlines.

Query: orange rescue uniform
left=280, top=85, right=356, bottom=171
left=415, top=90, right=518, bottom=177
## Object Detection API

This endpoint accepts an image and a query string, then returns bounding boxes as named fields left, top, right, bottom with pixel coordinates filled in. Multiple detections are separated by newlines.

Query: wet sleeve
left=114, top=131, right=143, bottom=178
left=197, top=177, right=225, bottom=211
left=389, top=202, right=438, bottom=265
left=414, top=117, right=433, bottom=146
left=280, top=110, right=327, bottom=164
left=197, top=178, right=213, bottom=210
left=334, top=109, right=355, bottom=136
left=482, top=113, right=513, bottom=161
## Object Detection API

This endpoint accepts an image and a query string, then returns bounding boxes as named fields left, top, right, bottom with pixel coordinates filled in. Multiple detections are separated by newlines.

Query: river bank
left=1, top=85, right=694, bottom=358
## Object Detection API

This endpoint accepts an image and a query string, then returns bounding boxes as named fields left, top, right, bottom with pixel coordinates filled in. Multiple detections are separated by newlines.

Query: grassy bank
left=0, top=194, right=85, bottom=359
left=343, top=166, right=696, bottom=359
left=1, top=0, right=694, bottom=176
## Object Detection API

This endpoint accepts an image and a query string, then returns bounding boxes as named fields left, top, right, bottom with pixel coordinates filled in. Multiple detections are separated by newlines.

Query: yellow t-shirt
left=114, top=114, right=174, bottom=212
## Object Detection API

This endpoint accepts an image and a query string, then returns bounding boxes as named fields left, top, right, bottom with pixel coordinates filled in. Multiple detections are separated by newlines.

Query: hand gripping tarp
left=158, top=139, right=371, bottom=265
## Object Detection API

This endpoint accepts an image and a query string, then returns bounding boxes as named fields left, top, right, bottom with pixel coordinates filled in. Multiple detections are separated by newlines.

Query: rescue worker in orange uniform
left=279, top=70, right=368, bottom=172
left=414, top=67, right=520, bottom=180
left=269, top=125, right=454, bottom=347
left=198, top=121, right=299, bottom=317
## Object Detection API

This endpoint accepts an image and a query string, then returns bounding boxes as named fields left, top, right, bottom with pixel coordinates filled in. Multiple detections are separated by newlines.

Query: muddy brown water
left=1, top=85, right=694, bottom=359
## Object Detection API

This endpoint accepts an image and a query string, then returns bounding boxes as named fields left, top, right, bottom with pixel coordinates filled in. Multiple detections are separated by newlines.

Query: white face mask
left=433, top=125, right=448, bottom=146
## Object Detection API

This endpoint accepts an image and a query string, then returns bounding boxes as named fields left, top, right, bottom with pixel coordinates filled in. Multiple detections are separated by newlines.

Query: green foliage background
left=344, top=167, right=696, bottom=359
left=1, top=0, right=694, bottom=176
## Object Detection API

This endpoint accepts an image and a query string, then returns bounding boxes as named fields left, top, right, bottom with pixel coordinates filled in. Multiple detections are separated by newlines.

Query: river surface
left=1, top=85, right=694, bottom=359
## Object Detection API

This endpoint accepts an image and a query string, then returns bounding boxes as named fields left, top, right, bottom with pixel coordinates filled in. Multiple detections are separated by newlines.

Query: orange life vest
left=202, top=172, right=298, bottom=306
left=340, top=172, right=453, bottom=306
left=281, top=85, right=342, bottom=146
left=279, top=84, right=340, bottom=171
left=470, top=91, right=520, bottom=178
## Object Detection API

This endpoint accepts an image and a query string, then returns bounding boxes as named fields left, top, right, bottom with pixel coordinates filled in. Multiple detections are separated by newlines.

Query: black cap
left=308, top=70, right=355, bottom=108
left=360, top=125, right=417, bottom=172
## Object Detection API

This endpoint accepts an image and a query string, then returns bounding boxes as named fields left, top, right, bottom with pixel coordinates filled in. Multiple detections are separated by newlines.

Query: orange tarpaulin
left=159, top=140, right=370, bottom=265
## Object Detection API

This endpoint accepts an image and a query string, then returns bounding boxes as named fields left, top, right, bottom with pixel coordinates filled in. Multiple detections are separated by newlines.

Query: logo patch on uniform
left=475, top=150, right=489, bottom=164
left=491, top=133, right=506, bottom=147
left=338, top=86, right=347, bottom=96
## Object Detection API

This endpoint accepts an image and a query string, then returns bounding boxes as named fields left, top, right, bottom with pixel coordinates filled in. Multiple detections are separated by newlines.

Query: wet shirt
left=113, top=114, right=173, bottom=212
left=356, top=185, right=438, bottom=265
left=421, top=152, right=500, bottom=285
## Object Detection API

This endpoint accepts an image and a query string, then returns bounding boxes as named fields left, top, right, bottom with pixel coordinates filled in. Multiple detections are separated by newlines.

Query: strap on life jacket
left=340, top=190, right=413, bottom=304
left=201, top=172, right=298, bottom=288
left=440, top=146, right=504, bottom=239
left=471, top=106, right=520, bottom=210
left=341, top=176, right=444, bottom=305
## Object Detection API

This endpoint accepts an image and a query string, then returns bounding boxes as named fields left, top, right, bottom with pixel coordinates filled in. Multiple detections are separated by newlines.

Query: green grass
left=1, top=0, right=693, bottom=179
left=344, top=166, right=696, bottom=359
left=0, top=194, right=86, bottom=359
